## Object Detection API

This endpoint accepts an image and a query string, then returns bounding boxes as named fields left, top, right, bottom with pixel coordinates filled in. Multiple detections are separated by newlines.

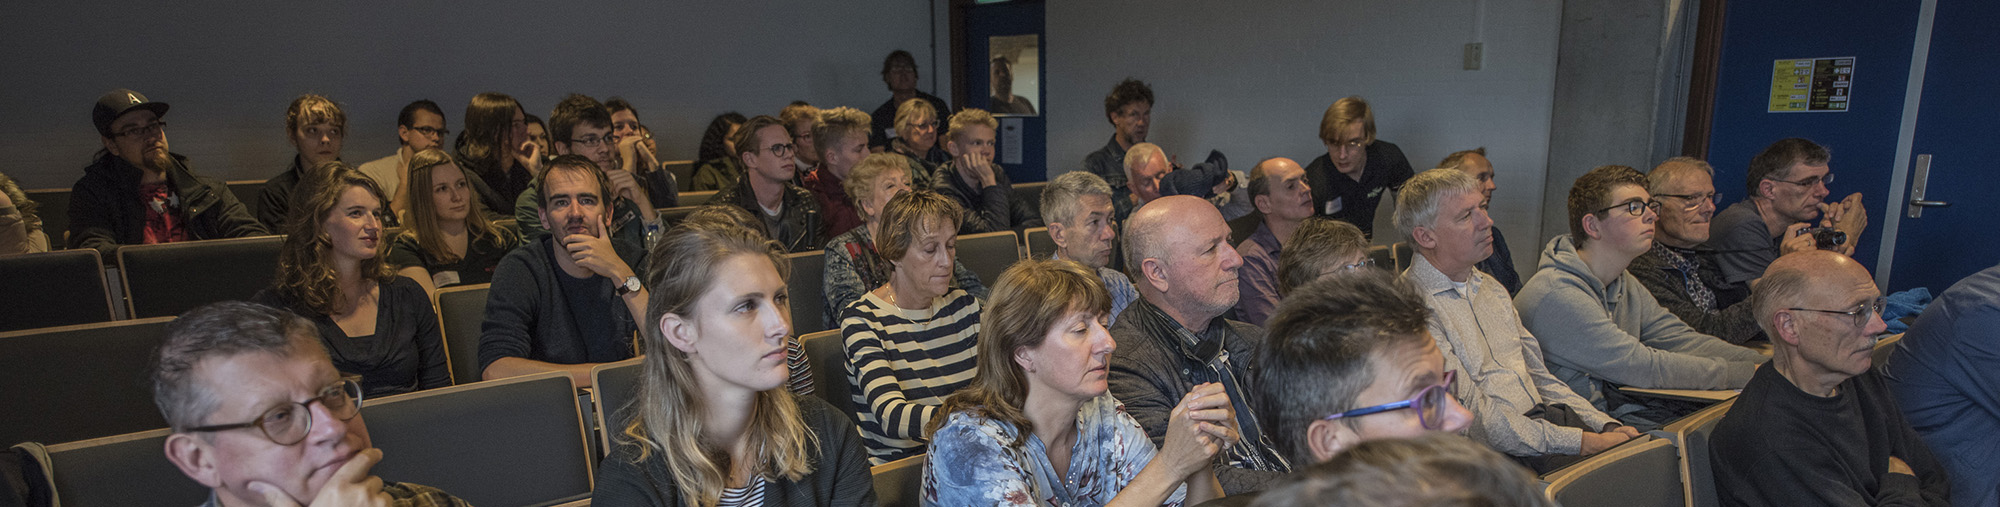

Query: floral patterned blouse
left=921, top=393, right=1186, bottom=507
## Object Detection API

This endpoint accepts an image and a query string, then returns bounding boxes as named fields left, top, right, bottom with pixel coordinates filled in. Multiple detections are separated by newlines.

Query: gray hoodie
left=1514, top=235, right=1767, bottom=409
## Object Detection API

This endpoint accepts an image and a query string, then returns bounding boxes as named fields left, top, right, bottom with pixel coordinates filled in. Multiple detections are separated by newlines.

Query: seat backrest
left=1022, top=226, right=1055, bottom=260
left=1366, top=245, right=1395, bottom=274
left=361, top=371, right=592, bottom=507
left=1011, top=181, right=1047, bottom=224
left=1664, top=399, right=1736, bottom=507
left=0, top=318, right=175, bottom=447
left=658, top=206, right=701, bottom=227
left=680, top=190, right=717, bottom=207
left=1391, top=242, right=1414, bottom=271
left=0, top=250, right=113, bottom=332
left=663, top=160, right=697, bottom=191
left=21, top=188, right=69, bottom=245
left=957, top=231, right=1021, bottom=287
left=118, top=236, right=284, bottom=319
left=589, top=358, right=645, bottom=453
left=433, top=284, right=492, bottom=385
left=786, top=250, right=829, bottom=335
left=41, top=429, right=207, bottom=506
left=1543, top=437, right=1683, bottom=507
left=800, top=329, right=859, bottom=424
left=1227, top=212, right=1262, bottom=246
left=871, top=453, right=927, bottom=507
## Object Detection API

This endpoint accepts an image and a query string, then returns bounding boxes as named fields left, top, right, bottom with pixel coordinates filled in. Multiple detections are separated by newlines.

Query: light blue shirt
left=921, top=393, right=1185, bottom=507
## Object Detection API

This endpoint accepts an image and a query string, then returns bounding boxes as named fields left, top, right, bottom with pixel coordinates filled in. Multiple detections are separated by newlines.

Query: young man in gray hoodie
left=1515, top=165, right=1766, bottom=426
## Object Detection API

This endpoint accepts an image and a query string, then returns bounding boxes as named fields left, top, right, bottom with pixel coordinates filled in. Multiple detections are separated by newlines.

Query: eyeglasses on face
left=755, top=143, right=796, bottom=158
left=570, top=134, right=619, bottom=148
left=409, top=126, right=449, bottom=137
left=1337, top=258, right=1377, bottom=273
left=1651, top=191, right=1720, bottom=212
left=114, top=121, right=168, bottom=139
left=1322, top=370, right=1456, bottom=430
left=1789, top=296, right=1887, bottom=328
left=1767, top=173, right=1834, bottom=188
left=1593, top=199, right=1662, bottom=218
left=185, top=377, right=363, bottom=446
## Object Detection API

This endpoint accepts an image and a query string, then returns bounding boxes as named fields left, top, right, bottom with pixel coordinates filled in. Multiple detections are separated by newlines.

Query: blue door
left=1883, top=0, right=2000, bottom=292
left=962, top=0, right=1047, bottom=183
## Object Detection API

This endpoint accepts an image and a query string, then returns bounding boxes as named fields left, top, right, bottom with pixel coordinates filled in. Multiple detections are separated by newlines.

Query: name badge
left=432, top=271, right=462, bottom=288
left=1324, top=197, right=1344, bottom=215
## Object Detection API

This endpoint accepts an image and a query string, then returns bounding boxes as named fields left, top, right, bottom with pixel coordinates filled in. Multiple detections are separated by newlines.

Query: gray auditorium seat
left=589, top=358, right=644, bottom=453
left=787, top=250, right=829, bottom=335
left=0, top=318, right=175, bottom=447
left=36, top=429, right=207, bottom=506
left=433, top=284, right=490, bottom=385
left=1662, top=399, right=1736, bottom=507
left=871, top=453, right=927, bottom=507
left=680, top=190, right=717, bottom=207
left=1542, top=437, right=1683, bottom=507
left=362, top=371, right=591, bottom=507
left=800, top=329, right=859, bottom=424
left=1023, top=226, right=1055, bottom=260
left=957, top=230, right=1021, bottom=287
left=119, top=235, right=283, bottom=319
left=0, top=249, right=115, bottom=332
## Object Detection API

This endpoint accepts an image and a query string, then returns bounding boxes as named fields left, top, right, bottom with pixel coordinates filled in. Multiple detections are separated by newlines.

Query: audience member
left=479, top=155, right=648, bottom=388
left=712, top=115, right=822, bottom=252
left=1249, top=434, right=1551, bottom=507
left=154, top=302, right=469, bottom=506
left=887, top=98, right=949, bottom=175
left=257, top=94, right=348, bottom=229
left=0, top=171, right=49, bottom=254
left=1255, top=271, right=1474, bottom=470
left=932, top=108, right=1027, bottom=234
left=1889, top=263, right=2000, bottom=507
left=1040, top=170, right=1138, bottom=323
left=690, top=112, right=748, bottom=192
left=70, top=89, right=266, bottom=258
left=675, top=204, right=815, bottom=397
left=357, top=99, right=448, bottom=219
left=1111, top=195, right=1291, bottom=494
left=251, top=165, right=448, bottom=398
left=923, top=260, right=1230, bottom=506
left=452, top=92, right=540, bottom=214
left=781, top=101, right=822, bottom=176
left=1630, top=157, right=1765, bottom=343
left=387, top=148, right=524, bottom=294
left=514, top=94, right=661, bottom=248
left=823, top=154, right=986, bottom=330
left=1120, top=142, right=1170, bottom=220
left=1233, top=157, right=1315, bottom=327
left=1437, top=147, right=1521, bottom=294
left=1303, top=96, right=1414, bottom=239
left=1272, top=218, right=1372, bottom=298
left=605, top=97, right=679, bottom=208
left=1083, top=78, right=1154, bottom=215
left=986, top=56, right=1037, bottom=115
left=1711, top=251, right=1949, bottom=507
left=594, top=224, right=874, bottom=505
left=801, top=106, right=873, bottom=239
left=1516, top=165, right=1766, bottom=424
left=840, top=191, right=982, bottom=465
left=869, top=50, right=951, bottom=150
left=1394, top=168, right=1635, bottom=472
left=1707, top=138, right=1868, bottom=291
left=523, top=113, right=552, bottom=163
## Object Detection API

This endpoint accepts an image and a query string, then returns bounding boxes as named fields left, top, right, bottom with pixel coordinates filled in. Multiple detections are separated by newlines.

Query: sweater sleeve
left=477, top=250, right=542, bottom=375
left=843, top=315, right=937, bottom=441
left=512, top=189, right=546, bottom=238
left=1518, top=320, right=1620, bottom=431
left=1518, top=278, right=1758, bottom=390
left=1627, top=282, right=1769, bottom=365
left=1106, top=335, right=1176, bottom=448
left=67, top=178, right=124, bottom=260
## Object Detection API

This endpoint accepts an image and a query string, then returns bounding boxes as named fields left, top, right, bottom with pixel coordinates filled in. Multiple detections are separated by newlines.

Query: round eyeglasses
left=186, top=378, right=363, bottom=445
left=1593, top=199, right=1662, bottom=218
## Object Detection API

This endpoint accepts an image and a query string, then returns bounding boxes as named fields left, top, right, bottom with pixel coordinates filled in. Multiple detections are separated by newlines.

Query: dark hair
left=1256, top=270, right=1433, bottom=465
left=882, top=50, right=917, bottom=75
left=1276, top=218, right=1369, bottom=297
left=397, top=100, right=444, bottom=128
left=928, top=259, right=1112, bottom=446
left=453, top=92, right=524, bottom=181
left=549, top=94, right=611, bottom=148
left=1745, top=137, right=1831, bottom=197
left=275, top=164, right=396, bottom=315
left=698, top=112, right=749, bottom=162
left=1103, top=78, right=1155, bottom=119
left=1250, top=433, right=1553, bottom=507
left=605, top=97, right=638, bottom=121
left=151, top=302, right=328, bottom=432
left=1565, top=164, right=1648, bottom=247
left=524, top=113, right=545, bottom=129
left=537, top=155, right=613, bottom=211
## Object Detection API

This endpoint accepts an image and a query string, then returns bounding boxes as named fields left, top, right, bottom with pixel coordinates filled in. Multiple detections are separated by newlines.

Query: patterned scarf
left=1653, top=244, right=1716, bottom=311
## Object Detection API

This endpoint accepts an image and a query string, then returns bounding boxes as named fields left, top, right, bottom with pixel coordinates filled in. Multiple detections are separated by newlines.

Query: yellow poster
left=1769, top=57, right=1855, bottom=113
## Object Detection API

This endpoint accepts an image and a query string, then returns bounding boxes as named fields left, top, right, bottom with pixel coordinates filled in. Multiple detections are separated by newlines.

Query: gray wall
left=1045, top=0, right=1564, bottom=276
left=0, top=0, right=950, bottom=189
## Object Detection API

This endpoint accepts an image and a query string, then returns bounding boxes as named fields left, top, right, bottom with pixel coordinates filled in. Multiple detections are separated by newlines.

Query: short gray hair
left=1646, top=156, right=1714, bottom=193
left=151, top=302, right=327, bottom=432
left=1124, top=143, right=1165, bottom=181
left=1393, top=169, right=1481, bottom=242
left=1040, top=171, right=1114, bottom=225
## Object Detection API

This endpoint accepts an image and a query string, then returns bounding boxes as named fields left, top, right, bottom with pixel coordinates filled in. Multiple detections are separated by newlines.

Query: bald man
left=1233, top=158, right=1315, bottom=327
left=1109, top=196, right=1291, bottom=494
left=1710, top=251, right=1949, bottom=507
left=1628, top=158, right=1784, bottom=344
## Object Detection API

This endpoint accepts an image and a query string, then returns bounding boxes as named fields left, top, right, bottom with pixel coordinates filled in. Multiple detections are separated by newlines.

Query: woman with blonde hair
left=821, top=154, right=986, bottom=330
left=595, top=224, right=875, bottom=505
left=386, top=148, right=522, bottom=294
left=922, top=259, right=1235, bottom=506
left=252, top=163, right=448, bottom=397
left=0, top=171, right=49, bottom=254
left=887, top=98, right=947, bottom=183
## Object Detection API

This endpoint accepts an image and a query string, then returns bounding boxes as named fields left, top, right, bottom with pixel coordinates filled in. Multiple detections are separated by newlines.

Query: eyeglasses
left=1337, top=258, right=1376, bottom=273
left=409, top=126, right=449, bottom=137
left=1323, top=370, right=1456, bottom=430
left=1593, top=199, right=1662, bottom=217
left=907, top=121, right=938, bottom=132
left=1329, top=139, right=1367, bottom=153
left=1767, top=173, right=1834, bottom=188
left=569, top=134, right=619, bottom=148
left=1651, top=191, right=1720, bottom=212
left=1789, top=296, right=1887, bottom=328
left=755, top=143, right=796, bottom=158
left=114, top=121, right=168, bottom=139
left=186, top=378, right=363, bottom=446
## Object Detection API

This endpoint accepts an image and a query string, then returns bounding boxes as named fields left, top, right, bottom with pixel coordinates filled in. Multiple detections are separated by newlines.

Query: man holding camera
left=1706, top=138, right=1867, bottom=293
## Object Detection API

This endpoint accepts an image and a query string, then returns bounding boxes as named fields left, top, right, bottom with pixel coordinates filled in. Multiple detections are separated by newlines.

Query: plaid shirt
left=199, top=482, right=470, bottom=507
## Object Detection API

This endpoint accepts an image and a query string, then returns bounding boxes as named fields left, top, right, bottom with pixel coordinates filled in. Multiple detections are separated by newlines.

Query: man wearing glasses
left=70, top=89, right=266, bottom=260
left=358, top=100, right=449, bottom=219
left=513, top=94, right=661, bottom=248
left=1707, top=137, right=1868, bottom=293
left=157, top=302, right=469, bottom=506
left=1302, top=96, right=1414, bottom=240
left=1628, top=158, right=1775, bottom=344
left=1516, top=165, right=1767, bottom=427
left=1085, top=79, right=1154, bottom=220
left=1712, top=251, right=1949, bottom=507
left=711, top=115, right=821, bottom=252
left=1255, top=269, right=1472, bottom=468
left=1231, top=157, right=1315, bottom=327
left=1392, top=168, right=1638, bottom=472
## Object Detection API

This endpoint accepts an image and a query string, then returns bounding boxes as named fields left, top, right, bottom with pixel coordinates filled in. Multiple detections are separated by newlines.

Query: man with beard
left=479, top=155, right=647, bottom=388
left=70, top=89, right=265, bottom=260
left=513, top=94, right=662, bottom=247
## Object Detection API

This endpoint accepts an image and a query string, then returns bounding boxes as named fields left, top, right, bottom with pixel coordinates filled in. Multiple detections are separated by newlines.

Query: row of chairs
left=1539, top=400, right=1735, bottom=507
left=0, top=236, right=284, bottom=332
left=23, top=181, right=269, bottom=242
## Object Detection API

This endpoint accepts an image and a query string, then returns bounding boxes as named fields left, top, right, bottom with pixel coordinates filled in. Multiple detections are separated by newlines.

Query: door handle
left=1911, top=200, right=1950, bottom=207
left=1907, top=154, right=1943, bottom=218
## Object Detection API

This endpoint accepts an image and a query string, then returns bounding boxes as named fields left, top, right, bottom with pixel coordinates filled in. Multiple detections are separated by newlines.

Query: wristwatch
left=616, top=275, right=643, bottom=296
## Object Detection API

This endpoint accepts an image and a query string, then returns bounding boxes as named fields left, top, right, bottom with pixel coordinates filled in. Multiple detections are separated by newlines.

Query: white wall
left=1046, top=0, right=1563, bottom=274
left=0, top=0, right=946, bottom=189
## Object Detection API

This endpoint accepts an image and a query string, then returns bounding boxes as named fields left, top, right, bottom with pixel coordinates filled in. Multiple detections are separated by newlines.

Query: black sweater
left=252, top=276, right=451, bottom=397
left=593, top=396, right=878, bottom=506
left=477, top=235, right=645, bottom=374
left=1710, top=366, right=1949, bottom=506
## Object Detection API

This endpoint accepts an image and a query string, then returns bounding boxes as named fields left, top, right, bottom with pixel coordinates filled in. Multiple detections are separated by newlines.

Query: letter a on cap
left=128, top=93, right=141, bottom=104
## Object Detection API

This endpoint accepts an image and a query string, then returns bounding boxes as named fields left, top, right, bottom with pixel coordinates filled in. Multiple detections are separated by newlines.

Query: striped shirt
left=717, top=477, right=768, bottom=507
left=842, top=289, right=983, bottom=465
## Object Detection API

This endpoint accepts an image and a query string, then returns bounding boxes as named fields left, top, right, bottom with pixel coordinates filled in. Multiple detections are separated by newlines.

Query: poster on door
left=1768, top=57, right=1855, bottom=112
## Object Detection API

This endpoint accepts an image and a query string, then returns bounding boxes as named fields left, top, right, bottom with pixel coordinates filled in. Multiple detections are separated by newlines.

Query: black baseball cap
left=93, top=89, right=171, bottom=138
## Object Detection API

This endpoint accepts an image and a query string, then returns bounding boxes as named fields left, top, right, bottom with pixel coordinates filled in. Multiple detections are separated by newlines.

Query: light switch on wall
left=1464, top=42, right=1484, bottom=70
